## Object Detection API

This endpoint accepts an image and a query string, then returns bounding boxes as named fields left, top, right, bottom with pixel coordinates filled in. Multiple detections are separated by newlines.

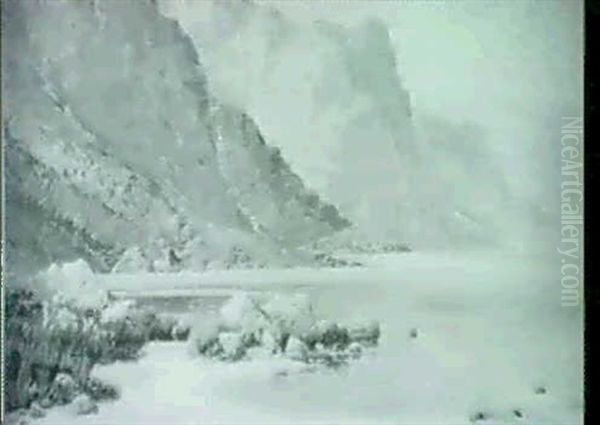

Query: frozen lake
left=37, top=252, right=583, bottom=425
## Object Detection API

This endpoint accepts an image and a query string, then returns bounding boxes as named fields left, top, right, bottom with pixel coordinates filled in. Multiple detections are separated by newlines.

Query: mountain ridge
left=3, top=0, right=350, bottom=276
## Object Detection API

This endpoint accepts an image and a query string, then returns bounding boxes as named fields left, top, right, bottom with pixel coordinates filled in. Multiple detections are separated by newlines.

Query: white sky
left=268, top=1, right=584, bottom=198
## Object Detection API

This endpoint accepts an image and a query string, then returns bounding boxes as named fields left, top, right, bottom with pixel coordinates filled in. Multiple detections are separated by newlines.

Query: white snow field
left=35, top=252, right=582, bottom=425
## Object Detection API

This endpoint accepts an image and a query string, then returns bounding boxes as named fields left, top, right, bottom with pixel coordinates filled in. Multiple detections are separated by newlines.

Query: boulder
left=84, top=376, right=119, bottom=401
left=260, top=329, right=279, bottom=354
left=285, top=337, right=308, bottom=362
left=71, top=394, right=99, bottom=416
left=49, top=372, right=78, bottom=405
left=38, top=398, right=53, bottom=409
left=27, top=402, right=46, bottom=418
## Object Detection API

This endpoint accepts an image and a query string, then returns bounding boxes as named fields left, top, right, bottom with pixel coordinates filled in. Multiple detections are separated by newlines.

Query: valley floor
left=34, top=252, right=583, bottom=425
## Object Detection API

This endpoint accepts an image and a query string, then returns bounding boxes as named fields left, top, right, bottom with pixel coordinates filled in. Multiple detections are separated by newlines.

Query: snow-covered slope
left=2, top=0, right=349, bottom=275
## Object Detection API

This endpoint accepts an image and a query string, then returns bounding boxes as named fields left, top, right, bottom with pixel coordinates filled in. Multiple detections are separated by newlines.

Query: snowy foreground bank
left=34, top=252, right=582, bottom=425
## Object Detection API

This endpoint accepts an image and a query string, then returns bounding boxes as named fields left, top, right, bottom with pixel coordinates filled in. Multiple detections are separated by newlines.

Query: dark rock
left=83, top=377, right=119, bottom=401
left=320, top=324, right=351, bottom=350
left=168, top=249, right=182, bottom=266
left=310, top=350, right=349, bottom=368
left=349, top=322, right=380, bottom=346
left=196, top=336, right=224, bottom=357
left=142, top=312, right=177, bottom=341
left=100, top=317, right=147, bottom=360
left=172, top=323, right=191, bottom=341
left=469, top=411, right=489, bottom=422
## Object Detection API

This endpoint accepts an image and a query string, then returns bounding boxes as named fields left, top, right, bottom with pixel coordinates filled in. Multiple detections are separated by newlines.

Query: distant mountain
left=165, top=1, right=543, bottom=252
left=166, top=1, right=415, bottom=240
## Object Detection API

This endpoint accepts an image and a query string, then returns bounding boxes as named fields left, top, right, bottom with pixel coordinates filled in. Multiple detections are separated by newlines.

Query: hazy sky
left=268, top=0, right=584, bottom=199
left=267, top=0, right=583, bottom=114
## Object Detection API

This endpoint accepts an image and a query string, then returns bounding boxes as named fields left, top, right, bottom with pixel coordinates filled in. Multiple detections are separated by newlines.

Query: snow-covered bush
left=5, top=289, right=45, bottom=411
left=313, top=252, right=363, bottom=268
left=139, top=311, right=190, bottom=342
left=70, top=394, right=99, bottom=416
left=5, top=259, right=197, bottom=413
left=98, top=316, right=147, bottom=363
left=190, top=292, right=380, bottom=368
left=46, top=373, right=78, bottom=405
left=5, top=286, right=145, bottom=413
left=100, top=299, right=191, bottom=344
left=82, top=377, right=119, bottom=402
left=171, top=322, right=192, bottom=341
left=39, top=260, right=108, bottom=309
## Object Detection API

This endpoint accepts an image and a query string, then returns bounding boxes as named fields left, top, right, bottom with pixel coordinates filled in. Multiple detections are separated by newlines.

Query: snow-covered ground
left=33, top=252, right=582, bottom=425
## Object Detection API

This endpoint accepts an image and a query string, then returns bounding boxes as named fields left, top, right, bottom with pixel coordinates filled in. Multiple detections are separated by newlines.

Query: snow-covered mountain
left=165, top=0, right=557, bottom=251
left=3, top=0, right=562, bottom=279
left=164, top=1, right=415, bottom=241
left=2, top=0, right=350, bottom=275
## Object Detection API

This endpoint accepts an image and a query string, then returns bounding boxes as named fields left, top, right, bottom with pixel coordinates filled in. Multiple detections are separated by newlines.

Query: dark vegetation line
left=5, top=288, right=190, bottom=414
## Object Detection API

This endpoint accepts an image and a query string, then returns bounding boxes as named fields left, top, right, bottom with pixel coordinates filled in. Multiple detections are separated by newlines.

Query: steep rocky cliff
left=2, top=0, right=349, bottom=275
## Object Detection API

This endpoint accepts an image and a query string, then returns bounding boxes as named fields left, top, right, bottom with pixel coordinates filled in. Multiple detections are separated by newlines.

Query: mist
left=162, top=0, right=583, bottom=252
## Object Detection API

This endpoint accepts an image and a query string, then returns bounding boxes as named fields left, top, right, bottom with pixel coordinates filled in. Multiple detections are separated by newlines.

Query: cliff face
left=2, top=0, right=349, bottom=275
left=163, top=1, right=546, bottom=251
left=165, top=1, right=415, bottom=241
